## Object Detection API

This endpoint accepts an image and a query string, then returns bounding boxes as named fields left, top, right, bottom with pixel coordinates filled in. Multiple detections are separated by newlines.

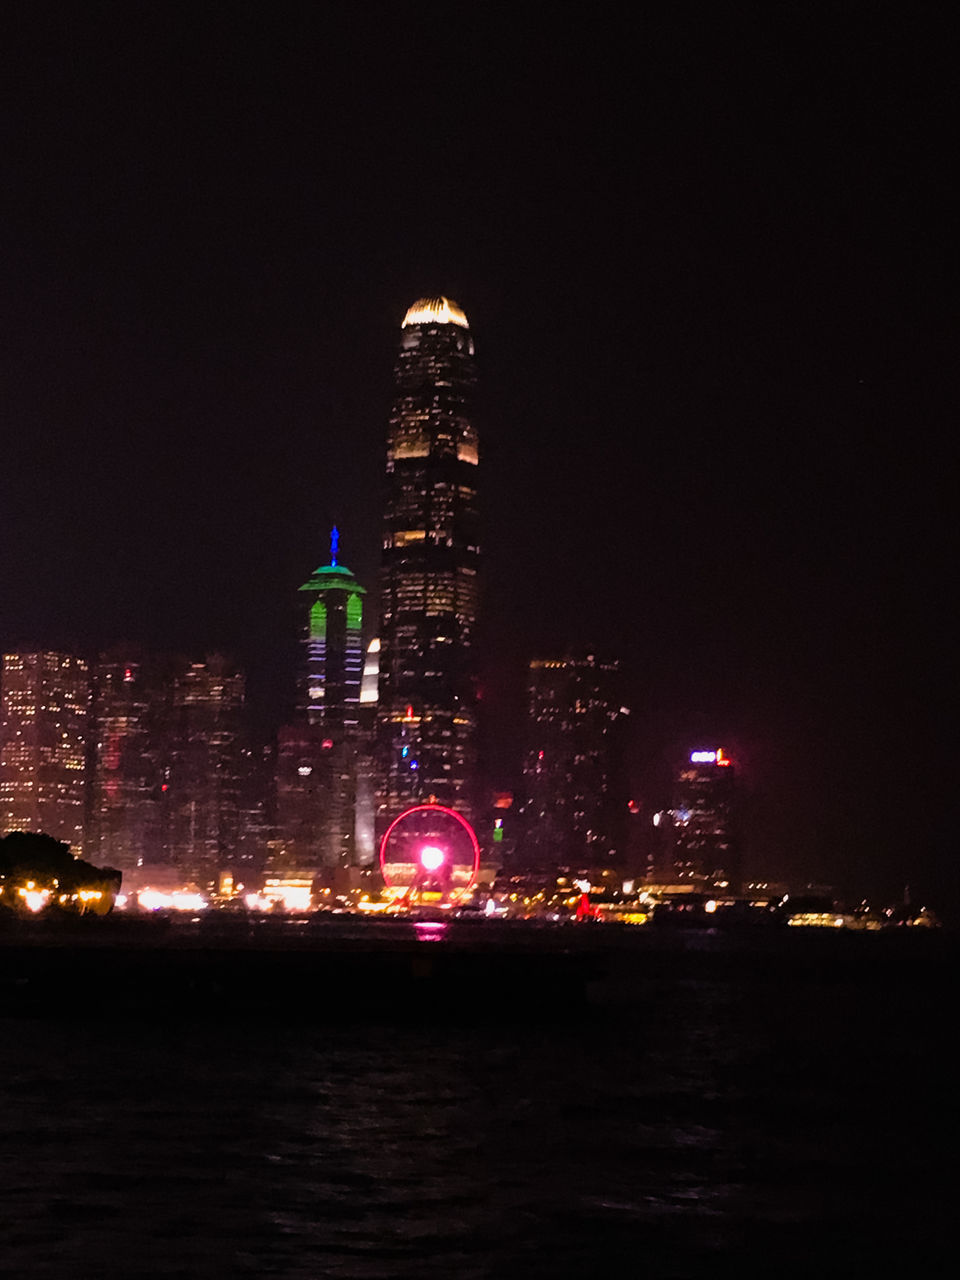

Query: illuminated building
left=298, top=528, right=365, bottom=731
left=668, top=748, right=740, bottom=887
left=89, top=653, right=269, bottom=885
left=0, top=651, right=90, bottom=854
left=354, top=637, right=381, bottom=867
left=89, top=653, right=164, bottom=872
left=520, top=654, right=629, bottom=871
left=487, top=790, right=516, bottom=864
left=164, top=655, right=245, bottom=888
left=376, top=296, right=480, bottom=832
left=274, top=531, right=366, bottom=875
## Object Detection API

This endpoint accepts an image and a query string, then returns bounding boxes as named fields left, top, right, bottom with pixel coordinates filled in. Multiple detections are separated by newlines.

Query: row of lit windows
left=2, top=701, right=86, bottom=714
left=3, top=653, right=89, bottom=670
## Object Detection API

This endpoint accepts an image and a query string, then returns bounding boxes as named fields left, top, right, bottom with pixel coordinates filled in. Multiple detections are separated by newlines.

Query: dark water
left=1, top=927, right=953, bottom=1277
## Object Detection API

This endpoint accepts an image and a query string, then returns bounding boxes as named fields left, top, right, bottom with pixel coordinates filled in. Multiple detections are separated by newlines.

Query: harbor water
left=0, top=923, right=953, bottom=1277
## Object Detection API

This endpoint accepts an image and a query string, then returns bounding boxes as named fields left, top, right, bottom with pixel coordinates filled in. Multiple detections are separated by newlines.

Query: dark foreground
left=0, top=919, right=954, bottom=1277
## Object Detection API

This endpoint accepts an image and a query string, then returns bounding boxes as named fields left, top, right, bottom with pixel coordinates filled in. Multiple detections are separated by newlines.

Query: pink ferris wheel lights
left=419, top=845, right=445, bottom=871
left=379, top=803, right=481, bottom=894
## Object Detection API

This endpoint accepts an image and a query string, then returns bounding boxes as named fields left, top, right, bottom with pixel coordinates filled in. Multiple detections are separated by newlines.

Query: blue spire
left=330, top=524, right=340, bottom=566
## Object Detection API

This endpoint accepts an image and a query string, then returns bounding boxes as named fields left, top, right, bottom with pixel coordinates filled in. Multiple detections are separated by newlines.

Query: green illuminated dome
left=299, top=562, right=366, bottom=595
left=402, top=296, right=469, bottom=329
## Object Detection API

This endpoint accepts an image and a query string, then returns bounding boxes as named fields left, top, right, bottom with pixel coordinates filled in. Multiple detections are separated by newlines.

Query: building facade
left=163, top=655, right=245, bottom=888
left=376, top=296, right=480, bottom=831
left=0, top=651, right=90, bottom=854
left=89, top=651, right=271, bottom=887
left=520, top=654, right=629, bottom=872
left=274, top=534, right=367, bottom=875
left=354, top=636, right=381, bottom=867
left=89, top=652, right=165, bottom=872
left=668, top=747, right=740, bottom=888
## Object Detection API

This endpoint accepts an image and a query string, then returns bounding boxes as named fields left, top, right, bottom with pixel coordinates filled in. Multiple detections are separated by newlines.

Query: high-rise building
left=0, top=651, right=90, bottom=854
left=376, top=296, right=480, bottom=831
left=274, top=532, right=366, bottom=874
left=520, top=654, right=629, bottom=872
left=668, top=747, right=740, bottom=888
left=89, top=652, right=270, bottom=886
left=89, top=652, right=164, bottom=872
left=164, top=655, right=245, bottom=888
left=233, top=740, right=274, bottom=883
left=299, top=528, right=366, bottom=731
left=354, top=637, right=381, bottom=867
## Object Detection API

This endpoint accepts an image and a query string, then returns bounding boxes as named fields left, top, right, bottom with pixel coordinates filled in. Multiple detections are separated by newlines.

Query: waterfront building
left=273, top=721, right=338, bottom=875
left=354, top=637, right=381, bottom=867
left=164, top=655, right=245, bottom=888
left=376, top=296, right=480, bottom=832
left=486, top=789, right=517, bottom=866
left=0, top=651, right=90, bottom=854
left=668, top=747, right=740, bottom=888
left=89, top=652, right=165, bottom=872
left=274, top=532, right=366, bottom=875
left=233, top=739, right=275, bottom=883
left=520, top=654, right=629, bottom=872
left=298, top=528, right=366, bottom=732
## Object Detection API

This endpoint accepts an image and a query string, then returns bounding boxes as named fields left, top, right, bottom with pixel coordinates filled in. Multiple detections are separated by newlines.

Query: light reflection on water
left=413, top=922, right=448, bottom=942
left=0, top=939, right=952, bottom=1277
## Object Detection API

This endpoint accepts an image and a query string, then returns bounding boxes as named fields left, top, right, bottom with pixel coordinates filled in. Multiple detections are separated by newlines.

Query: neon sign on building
left=690, top=748, right=731, bottom=766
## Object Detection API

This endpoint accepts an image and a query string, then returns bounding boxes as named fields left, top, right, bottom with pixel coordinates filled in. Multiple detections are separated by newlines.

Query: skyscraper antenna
left=330, top=525, right=340, bottom=566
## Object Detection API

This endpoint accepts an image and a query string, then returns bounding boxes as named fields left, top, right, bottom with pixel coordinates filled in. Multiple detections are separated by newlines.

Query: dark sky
left=1, top=6, right=956, bottom=911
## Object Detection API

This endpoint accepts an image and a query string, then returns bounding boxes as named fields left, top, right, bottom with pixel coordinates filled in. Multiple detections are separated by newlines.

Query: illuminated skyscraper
left=354, top=637, right=381, bottom=867
left=521, top=654, right=629, bottom=872
left=669, top=748, right=740, bottom=887
left=274, top=531, right=366, bottom=873
left=0, top=651, right=90, bottom=853
left=164, top=655, right=245, bottom=887
left=298, top=527, right=366, bottom=730
left=376, top=296, right=480, bottom=830
left=90, top=652, right=164, bottom=871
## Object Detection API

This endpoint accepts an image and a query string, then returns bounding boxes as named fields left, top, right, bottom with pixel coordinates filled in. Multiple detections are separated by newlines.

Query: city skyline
left=1, top=16, right=953, bottom=1279
left=1, top=8, right=954, bottom=913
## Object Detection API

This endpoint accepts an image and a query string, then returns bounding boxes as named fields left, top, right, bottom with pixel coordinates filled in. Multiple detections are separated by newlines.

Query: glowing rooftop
left=402, top=296, right=469, bottom=329
left=299, top=562, right=366, bottom=595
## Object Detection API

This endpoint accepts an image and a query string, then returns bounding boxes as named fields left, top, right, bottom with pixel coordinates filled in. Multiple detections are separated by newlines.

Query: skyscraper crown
left=402, top=296, right=469, bottom=329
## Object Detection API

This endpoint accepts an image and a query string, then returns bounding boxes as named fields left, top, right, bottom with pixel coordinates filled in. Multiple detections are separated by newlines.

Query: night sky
left=2, top=7, right=955, bottom=911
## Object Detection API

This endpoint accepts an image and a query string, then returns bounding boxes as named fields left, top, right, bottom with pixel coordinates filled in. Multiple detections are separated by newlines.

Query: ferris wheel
left=379, top=803, right=481, bottom=903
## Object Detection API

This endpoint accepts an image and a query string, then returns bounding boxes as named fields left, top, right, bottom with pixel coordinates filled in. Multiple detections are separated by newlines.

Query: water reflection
left=0, top=937, right=952, bottom=1276
left=413, top=922, right=448, bottom=943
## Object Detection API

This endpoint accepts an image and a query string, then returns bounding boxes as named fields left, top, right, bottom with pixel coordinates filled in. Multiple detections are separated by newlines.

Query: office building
left=521, top=654, right=629, bottom=872
left=354, top=637, right=381, bottom=867
left=274, top=532, right=366, bottom=874
left=0, top=651, right=90, bottom=854
left=376, top=296, right=480, bottom=831
left=164, top=655, right=245, bottom=888
left=89, top=652, right=164, bottom=871
left=668, top=747, right=740, bottom=887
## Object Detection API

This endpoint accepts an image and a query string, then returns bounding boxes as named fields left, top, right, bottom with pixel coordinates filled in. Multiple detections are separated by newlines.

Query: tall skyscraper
left=89, top=652, right=164, bottom=872
left=274, top=532, right=366, bottom=874
left=376, top=296, right=480, bottom=831
left=521, top=654, right=629, bottom=872
left=0, top=651, right=90, bottom=853
left=668, top=747, right=740, bottom=888
left=164, top=655, right=245, bottom=888
left=354, top=637, right=381, bottom=867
